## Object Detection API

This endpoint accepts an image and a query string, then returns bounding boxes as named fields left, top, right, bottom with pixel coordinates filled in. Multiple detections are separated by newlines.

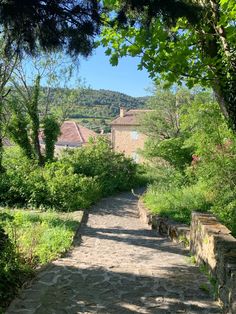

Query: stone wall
left=190, top=212, right=236, bottom=314
left=138, top=199, right=190, bottom=247
left=138, top=200, right=236, bottom=313
left=111, top=125, right=147, bottom=163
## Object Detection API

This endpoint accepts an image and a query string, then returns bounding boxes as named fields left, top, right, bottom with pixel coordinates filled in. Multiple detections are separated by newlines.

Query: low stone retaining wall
left=138, top=199, right=190, bottom=247
left=191, top=212, right=236, bottom=314
left=138, top=199, right=236, bottom=313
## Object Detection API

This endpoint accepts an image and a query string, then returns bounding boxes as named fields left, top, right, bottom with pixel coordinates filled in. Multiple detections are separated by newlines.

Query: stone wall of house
left=111, top=125, right=147, bottom=163
left=190, top=212, right=236, bottom=314
left=138, top=199, right=236, bottom=313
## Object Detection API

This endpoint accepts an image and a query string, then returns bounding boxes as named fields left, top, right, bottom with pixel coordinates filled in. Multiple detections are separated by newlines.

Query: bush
left=0, top=209, right=81, bottom=310
left=2, top=210, right=80, bottom=266
left=1, top=139, right=139, bottom=211
left=0, top=214, right=30, bottom=311
left=143, top=182, right=212, bottom=224
left=44, top=162, right=101, bottom=211
left=1, top=148, right=101, bottom=211
left=209, top=185, right=236, bottom=236
left=62, top=137, right=138, bottom=196
left=142, top=98, right=236, bottom=236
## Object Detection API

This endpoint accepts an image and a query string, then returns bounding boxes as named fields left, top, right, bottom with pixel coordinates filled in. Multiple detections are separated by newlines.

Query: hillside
left=68, top=88, right=149, bottom=132
left=79, top=88, right=147, bottom=107
left=39, top=87, right=149, bottom=132
left=70, top=88, right=148, bottom=117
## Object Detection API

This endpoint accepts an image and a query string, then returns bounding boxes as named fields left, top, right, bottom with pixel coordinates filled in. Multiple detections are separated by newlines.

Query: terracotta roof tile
left=40, top=121, right=97, bottom=147
left=111, top=109, right=152, bottom=126
left=76, top=124, right=98, bottom=143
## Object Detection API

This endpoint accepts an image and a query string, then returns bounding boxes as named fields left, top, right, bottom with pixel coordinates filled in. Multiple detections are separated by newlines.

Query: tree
left=6, top=53, right=80, bottom=164
left=0, top=0, right=101, bottom=57
left=141, top=86, right=195, bottom=170
left=0, top=43, right=18, bottom=172
left=8, top=75, right=45, bottom=165
left=101, top=0, right=236, bottom=131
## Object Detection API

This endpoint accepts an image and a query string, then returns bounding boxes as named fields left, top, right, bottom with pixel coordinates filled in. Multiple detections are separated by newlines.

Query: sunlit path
left=7, top=192, right=221, bottom=314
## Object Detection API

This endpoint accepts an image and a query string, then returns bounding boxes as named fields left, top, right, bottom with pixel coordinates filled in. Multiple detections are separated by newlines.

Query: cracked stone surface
left=6, top=192, right=222, bottom=314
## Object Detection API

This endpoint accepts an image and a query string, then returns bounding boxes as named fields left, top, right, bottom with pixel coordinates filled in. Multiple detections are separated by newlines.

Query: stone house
left=111, top=108, right=150, bottom=163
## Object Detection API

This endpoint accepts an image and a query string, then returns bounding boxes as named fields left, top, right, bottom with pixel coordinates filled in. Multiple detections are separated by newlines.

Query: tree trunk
left=29, top=75, right=44, bottom=166
left=0, top=99, right=4, bottom=173
left=204, top=0, right=236, bottom=130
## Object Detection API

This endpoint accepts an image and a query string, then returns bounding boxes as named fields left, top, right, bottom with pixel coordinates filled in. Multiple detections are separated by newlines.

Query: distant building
left=111, top=108, right=151, bottom=163
left=40, top=121, right=97, bottom=153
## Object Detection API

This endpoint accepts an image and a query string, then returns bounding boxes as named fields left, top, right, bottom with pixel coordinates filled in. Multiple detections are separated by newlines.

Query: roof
left=111, top=109, right=152, bottom=126
left=40, top=121, right=97, bottom=147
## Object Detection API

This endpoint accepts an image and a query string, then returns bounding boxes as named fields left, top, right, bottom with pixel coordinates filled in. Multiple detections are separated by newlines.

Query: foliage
left=0, top=0, right=102, bottom=57
left=101, top=0, right=236, bottom=131
left=0, top=36, right=18, bottom=173
left=0, top=217, right=30, bottom=311
left=7, top=105, right=33, bottom=160
left=44, top=162, right=101, bottom=211
left=0, top=209, right=81, bottom=310
left=8, top=75, right=42, bottom=164
left=0, top=139, right=139, bottom=211
left=27, top=75, right=43, bottom=164
left=1, top=210, right=80, bottom=266
left=142, top=86, right=236, bottom=235
left=43, top=116, right=61, bottom=162
left=142, top=86, right=192, bottom=138
left=143, top=182, right=211, bottom=224
left=7, top=67, right=63, bottom=164
left=210, top=186, right=236, bottom=236
left=0, top=148, right=100, bottom=211
left=62, top=137, right=139, bottom=196
left=140, top=87, right=196, bottom=171
left=181, top=98, right=236, bottom=234
left=143, top=137, right=192, bottom=171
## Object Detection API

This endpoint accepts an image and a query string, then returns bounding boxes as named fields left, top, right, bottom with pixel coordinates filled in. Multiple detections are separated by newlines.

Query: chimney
left=120, top=107, right=126, bottom=118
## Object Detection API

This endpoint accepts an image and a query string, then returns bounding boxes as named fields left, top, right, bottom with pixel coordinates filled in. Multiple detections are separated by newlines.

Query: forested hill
left=41, top=87, right=150, bottom=132
left=66, top=88, right=149, bottom=132
left=78, top=88, right=149, bottom=111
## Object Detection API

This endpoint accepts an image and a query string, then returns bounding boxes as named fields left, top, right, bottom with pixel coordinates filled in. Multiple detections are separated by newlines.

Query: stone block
left=190, top=212, right=236, bottom=313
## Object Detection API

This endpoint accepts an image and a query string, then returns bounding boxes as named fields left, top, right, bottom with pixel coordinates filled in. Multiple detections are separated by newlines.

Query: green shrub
left=143, top=182, right=211, bottom=224
left=143, top=99, right=236, bottom=236
left=1, top=139, right=138, bottom=211
left=44, top=162, right=101, bottom=211
left=0, top=209, right=81, bottom=310
left=2, top=210, right=81, bottom=266
left=146, top=164, right=186, bottom=191
left=143, top=137, right=193, bottom=171
left=209, top=186, right=236, bottom=236
left=62, top=137, right=138, bottom=196
left=0, top=214, right=30, bottom=311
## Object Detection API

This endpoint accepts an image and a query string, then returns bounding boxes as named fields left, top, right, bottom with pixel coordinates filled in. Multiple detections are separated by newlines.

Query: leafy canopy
left=0, top=0, right=102, bottom=57
left=101, top=0, right=236, bottom=129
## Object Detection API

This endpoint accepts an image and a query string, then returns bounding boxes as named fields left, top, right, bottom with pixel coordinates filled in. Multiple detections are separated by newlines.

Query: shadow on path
left=80, top=225, right=189, bottom=257
left=8, top=263, right=221, bottom=314
left=6, top=191, right=221, bottom=314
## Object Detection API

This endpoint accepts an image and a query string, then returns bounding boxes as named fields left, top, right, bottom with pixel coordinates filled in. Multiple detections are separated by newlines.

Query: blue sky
left=78, top=46, right=153, bottom=97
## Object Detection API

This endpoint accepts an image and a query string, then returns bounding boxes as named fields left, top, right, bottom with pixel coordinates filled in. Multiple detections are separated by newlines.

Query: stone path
left=7, top=192, right=221, bottom=314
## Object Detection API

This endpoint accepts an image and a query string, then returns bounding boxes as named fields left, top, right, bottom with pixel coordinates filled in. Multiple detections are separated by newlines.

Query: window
left=131, top=131, right=139, bottom=140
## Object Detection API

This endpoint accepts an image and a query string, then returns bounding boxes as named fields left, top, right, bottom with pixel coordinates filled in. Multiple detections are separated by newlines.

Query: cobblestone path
left=7, top=192, right=221, bottom=314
